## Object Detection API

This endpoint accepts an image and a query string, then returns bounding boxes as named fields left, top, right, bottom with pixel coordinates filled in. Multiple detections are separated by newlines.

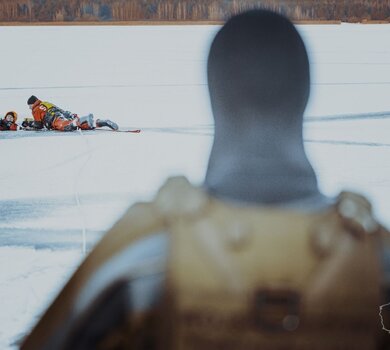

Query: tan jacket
left=21, top=177, right=390, bottom=350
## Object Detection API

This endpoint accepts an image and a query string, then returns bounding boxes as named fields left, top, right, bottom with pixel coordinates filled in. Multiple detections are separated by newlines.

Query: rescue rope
left=74, top=128, right=93, bottom=255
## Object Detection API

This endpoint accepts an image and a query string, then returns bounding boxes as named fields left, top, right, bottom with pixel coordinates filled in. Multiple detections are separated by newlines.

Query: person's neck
left=204, top=113, right=321, bottom=205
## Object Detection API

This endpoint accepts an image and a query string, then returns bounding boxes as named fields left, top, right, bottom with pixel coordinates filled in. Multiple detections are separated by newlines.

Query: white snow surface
left=0, top=23, right=390, bottom=348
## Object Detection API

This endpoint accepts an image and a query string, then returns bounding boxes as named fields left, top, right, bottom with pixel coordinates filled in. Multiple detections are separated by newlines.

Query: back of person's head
left=27, top=95, right=38, bottom=106
left=208, top=9, right=310, bottom=125
left=205, top=9, right=321, bottom=205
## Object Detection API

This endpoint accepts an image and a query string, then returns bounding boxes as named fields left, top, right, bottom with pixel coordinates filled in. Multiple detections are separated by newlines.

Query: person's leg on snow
left=51, top=117, right=78, bottom=131
left=96, top=118, right=119, bottom=131
left=49, top=113, right=118, bottom=131
left=77, top=114, right=95, bottom=130
left=77, top=114, right=118, bottom=131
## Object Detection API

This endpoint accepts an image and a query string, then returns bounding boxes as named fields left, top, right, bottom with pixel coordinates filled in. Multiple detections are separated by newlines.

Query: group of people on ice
left=0, top=95, right=118, bottom=132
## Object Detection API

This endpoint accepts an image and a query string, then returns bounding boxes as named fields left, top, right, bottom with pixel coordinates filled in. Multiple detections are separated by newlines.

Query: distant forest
left=0, top=0, right=389, bottom=23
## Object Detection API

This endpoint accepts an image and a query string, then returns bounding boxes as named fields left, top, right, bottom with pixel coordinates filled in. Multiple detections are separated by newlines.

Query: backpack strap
left=304, top=191, right=386, bottom=348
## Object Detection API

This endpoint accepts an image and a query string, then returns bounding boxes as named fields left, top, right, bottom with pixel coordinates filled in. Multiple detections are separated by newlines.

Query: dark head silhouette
left=205, top=10, right=322, bottom=205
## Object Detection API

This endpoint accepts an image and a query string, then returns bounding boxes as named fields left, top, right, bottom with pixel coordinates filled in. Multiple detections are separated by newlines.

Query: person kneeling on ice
left=26, top=95, right=118, bottom=132
left=0, top=111, right=19, bottom=131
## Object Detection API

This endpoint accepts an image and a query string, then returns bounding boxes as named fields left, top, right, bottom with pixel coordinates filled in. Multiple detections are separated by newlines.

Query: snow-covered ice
left=1, top=23, right=390, bottom=348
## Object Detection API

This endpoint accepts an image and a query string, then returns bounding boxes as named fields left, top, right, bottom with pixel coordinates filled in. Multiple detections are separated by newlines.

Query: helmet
left=27, top=95, right=38, bottom=105
left=4, top=111, right=17, bottom=122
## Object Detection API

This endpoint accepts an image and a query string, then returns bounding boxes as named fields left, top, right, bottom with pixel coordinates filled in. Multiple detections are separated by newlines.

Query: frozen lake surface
left=1, top=23, right=390, bottom=348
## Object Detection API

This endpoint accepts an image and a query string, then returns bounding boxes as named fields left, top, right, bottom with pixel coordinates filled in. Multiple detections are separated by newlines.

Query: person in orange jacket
left=26, top=95, right=118, bottom=132
left=0, top=111, right=19, bottom=131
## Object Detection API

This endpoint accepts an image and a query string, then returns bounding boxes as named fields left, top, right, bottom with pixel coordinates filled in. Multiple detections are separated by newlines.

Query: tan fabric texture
left=22, top=177, right=387, bottom=350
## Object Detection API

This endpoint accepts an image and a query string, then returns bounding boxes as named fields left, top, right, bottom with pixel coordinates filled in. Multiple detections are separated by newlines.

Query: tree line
left=0, top=0, right=389, bottom=22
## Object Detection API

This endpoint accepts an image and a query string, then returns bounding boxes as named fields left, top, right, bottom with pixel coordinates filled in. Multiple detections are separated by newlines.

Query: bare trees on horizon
left=0, top=0, right=389, bottom=23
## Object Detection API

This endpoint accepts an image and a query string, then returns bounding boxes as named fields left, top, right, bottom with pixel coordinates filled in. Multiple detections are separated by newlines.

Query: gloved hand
left=22, top=118, right=42, bottom=129
left=22, top=118, right=34, bottom=128
left=4, top=121, right=12, bottom=129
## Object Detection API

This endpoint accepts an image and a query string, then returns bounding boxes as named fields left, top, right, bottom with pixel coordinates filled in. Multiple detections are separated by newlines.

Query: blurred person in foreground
left=21, top=9, right=390, bottom=350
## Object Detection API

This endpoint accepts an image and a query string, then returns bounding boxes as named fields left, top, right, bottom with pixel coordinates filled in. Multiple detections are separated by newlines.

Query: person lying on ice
left=26, top=95, right=118, bottom=132
left=0, top=111, right=19, bottom=131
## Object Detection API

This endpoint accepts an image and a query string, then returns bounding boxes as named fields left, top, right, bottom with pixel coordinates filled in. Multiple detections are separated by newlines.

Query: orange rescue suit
left=30, top=100, right=91, bottom=131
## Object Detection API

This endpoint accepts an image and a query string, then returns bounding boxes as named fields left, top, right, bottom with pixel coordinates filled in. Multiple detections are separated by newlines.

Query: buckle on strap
left=252, top=289, right=300, bottom=332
